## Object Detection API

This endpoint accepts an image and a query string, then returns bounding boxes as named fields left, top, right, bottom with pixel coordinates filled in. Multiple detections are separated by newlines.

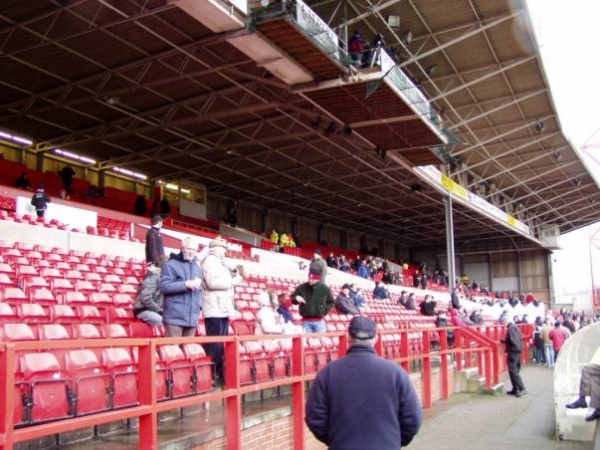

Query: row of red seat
left=0, top=303, right=133, bottom=325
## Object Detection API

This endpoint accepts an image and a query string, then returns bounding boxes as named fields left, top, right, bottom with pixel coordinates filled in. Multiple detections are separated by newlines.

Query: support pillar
left=444, top=195, right=456, bottom=290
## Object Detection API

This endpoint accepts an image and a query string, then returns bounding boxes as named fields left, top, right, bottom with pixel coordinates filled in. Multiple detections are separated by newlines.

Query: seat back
left=18, top=303, right=50, bottom=323
left=20, top=352, right=73, bottom=423
left=100, top=324, right=129, bottom=338
left=38, top=324, right=71, bottom=340
left=0, top=303, right=18, bottom=323
left=65, top=350, right=110, bottom=416
left=102, top=347, right=138, bottom=409
left=0, top=323, right=36, bottom=341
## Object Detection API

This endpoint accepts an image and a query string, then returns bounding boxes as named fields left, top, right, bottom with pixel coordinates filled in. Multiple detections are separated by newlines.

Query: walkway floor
left=410, top=363, right=594, bottom=450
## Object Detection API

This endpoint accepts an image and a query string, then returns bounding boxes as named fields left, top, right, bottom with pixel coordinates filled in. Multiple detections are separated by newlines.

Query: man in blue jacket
left=306, top=316, right=423, bottom=449
left=160, top=236, right=203, bottom=337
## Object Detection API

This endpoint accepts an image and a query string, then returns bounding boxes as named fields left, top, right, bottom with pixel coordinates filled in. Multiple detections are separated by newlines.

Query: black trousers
left=507, top=351, right=525, bottom=392
left=203, top=317, right=230, bottom=380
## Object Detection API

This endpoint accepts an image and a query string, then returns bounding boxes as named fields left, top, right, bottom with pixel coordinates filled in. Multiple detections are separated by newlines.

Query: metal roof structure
left=0, top=0, right=598, bottom=253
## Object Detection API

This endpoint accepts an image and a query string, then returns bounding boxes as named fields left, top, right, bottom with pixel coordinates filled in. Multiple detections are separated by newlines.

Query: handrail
left=0, top=327, right=508, bottom=450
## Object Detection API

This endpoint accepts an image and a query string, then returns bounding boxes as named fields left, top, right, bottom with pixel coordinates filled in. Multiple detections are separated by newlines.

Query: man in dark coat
left=334, top=284, right=359, bottom=315
left=30, top=184, right=51, bottom=218
left=145, top=215, right=165, bottom=266
left=160, top=237, right=202, bottom=337
left=419, top=294, right=437, bottom=316
left=306, top=316, right=422, bottom=449
left=502, top=317, right=527, bottom=397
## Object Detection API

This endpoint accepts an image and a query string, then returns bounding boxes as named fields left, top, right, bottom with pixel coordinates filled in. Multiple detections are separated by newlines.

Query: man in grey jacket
left=133, top=255, right=168, bottom=326
left=160, top=237, right=203, bottom=337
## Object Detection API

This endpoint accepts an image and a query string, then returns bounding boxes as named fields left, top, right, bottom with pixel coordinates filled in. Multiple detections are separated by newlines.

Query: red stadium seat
left=103, top=274, right=122, bottom=285
left=100, top=324, right=129, bottom=338
left=18, top=303, right=50, bottom=324
left=157, top=345, right=195, bottom=399
left=0, top=272, right=14, bottom=287
left=75, top=264, right=91, bottom=273
left=84, top=272, right=102, bottom=284
left=65, top=270, right=84, bottom=281
left=29, top=287, right=57, bottom=306
left=102, top=347, right=139, bottom=409
left=19, top=352, right=73, bottom=423
left=98, top=283, right=117, bottom=294
left=129, top=322, right=158, bottom=338
left=113, top=293, right=134, bottom=309
left=0, top=286, right=27, bottom=304
left=41, top=267, right=63, bottom=280
left=71, top=323, right=101, bottom=339
left=76, top=306, right=104, bottom=324
left=38, top=324, right=71, bottom=340
left=88, top=292, right=113, bottom=308
left=181, top=343, right=214, bottom=394
left=0, top=323, right=36, bottom=341
left=61, top=290, right=89, bottom=306
left=49, top=304, right=77, bottom=324
left=64, top=350, right=111, bottom=416
left=0, top=263, right=15, bottom=280
left=0, top=303, right=18, bottom=323
left=263, top=339, right=290, bottom=379
left=118, top=284, right=137, bottom=295
left=107, top=308, right=134, bottom=324
left=50, top=278, right=75, bottom=296
left=74, top=280, right=96, bottom=293
left=244, top=341, right=271, bottom=383
left=13, top=242, right=34, bottom=252
left=46, top=253, right=64, bottom=263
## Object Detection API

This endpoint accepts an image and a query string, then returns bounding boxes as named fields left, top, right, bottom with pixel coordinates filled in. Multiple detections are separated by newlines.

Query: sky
left=525, top=0, right=600, bottom=306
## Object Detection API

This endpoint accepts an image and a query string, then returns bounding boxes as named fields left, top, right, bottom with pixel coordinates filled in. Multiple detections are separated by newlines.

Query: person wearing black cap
left=30, top=184, right=51, bottom=218
left=145, top=214, right=165, bottom=266
left=291, top=270, right=334, bottom=333
left=306, top=316, right=422, bottom=449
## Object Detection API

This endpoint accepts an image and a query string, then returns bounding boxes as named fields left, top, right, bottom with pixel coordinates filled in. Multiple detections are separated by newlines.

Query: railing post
left=439, top=329, right=449, bottom=399
left=138, top=340, right=158, bottom=450
left=0, top=345, right=15, bottom=450
left=400, top=330, right=410, bottom=373
left=225, top=337, right=242, bottom=450
left=484, top=349, right=492, bottom=389
left=292, top=334, right=305, bottom=450
left=374, top=332, right=384, bottom=357
left=455, top=329, right=463, bottom=371
left=421, top=330, right=431, bottom=409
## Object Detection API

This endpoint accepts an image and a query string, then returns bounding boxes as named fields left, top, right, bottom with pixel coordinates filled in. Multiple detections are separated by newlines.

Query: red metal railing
left=0, top=325, right=512, bottom=450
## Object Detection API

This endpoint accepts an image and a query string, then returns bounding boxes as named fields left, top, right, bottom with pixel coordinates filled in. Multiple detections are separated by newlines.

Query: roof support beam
left=451, top=115, right=554, bottom=158
left=430, top=55, right=536, bottom=103
left=447, top=89, right=546, bottom=130
left=490, top=160, right=579, bottom=197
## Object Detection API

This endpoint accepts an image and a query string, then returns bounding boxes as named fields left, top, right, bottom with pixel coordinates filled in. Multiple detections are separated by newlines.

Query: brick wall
left=192, top=364, right=461, bottom=449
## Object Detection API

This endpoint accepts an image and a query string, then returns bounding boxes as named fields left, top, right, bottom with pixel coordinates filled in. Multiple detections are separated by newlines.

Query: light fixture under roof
left=386, top=15, right=400, bottom=28
left=112, top=166, right=147, bottom=180
left=54, top=148, right=96, bottom=165
left=535, top=119, right=545, bottom=133
left=0, top=130, right=33, bottom=146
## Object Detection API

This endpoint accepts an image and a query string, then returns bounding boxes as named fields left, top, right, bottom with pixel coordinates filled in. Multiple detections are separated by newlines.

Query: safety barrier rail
left=0, top=325, right=513, bottom=449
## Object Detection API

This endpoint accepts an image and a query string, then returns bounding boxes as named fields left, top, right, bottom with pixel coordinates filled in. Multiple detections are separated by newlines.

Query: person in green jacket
left=291, top=270, right=334, bottom=333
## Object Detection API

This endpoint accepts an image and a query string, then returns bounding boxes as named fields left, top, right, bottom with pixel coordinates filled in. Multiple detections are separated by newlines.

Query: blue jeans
left=544, top=344, right=555, bottom=368
left=302, top=320, right=326, bottom=334
left=136, top=310, right=163, bottom=326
